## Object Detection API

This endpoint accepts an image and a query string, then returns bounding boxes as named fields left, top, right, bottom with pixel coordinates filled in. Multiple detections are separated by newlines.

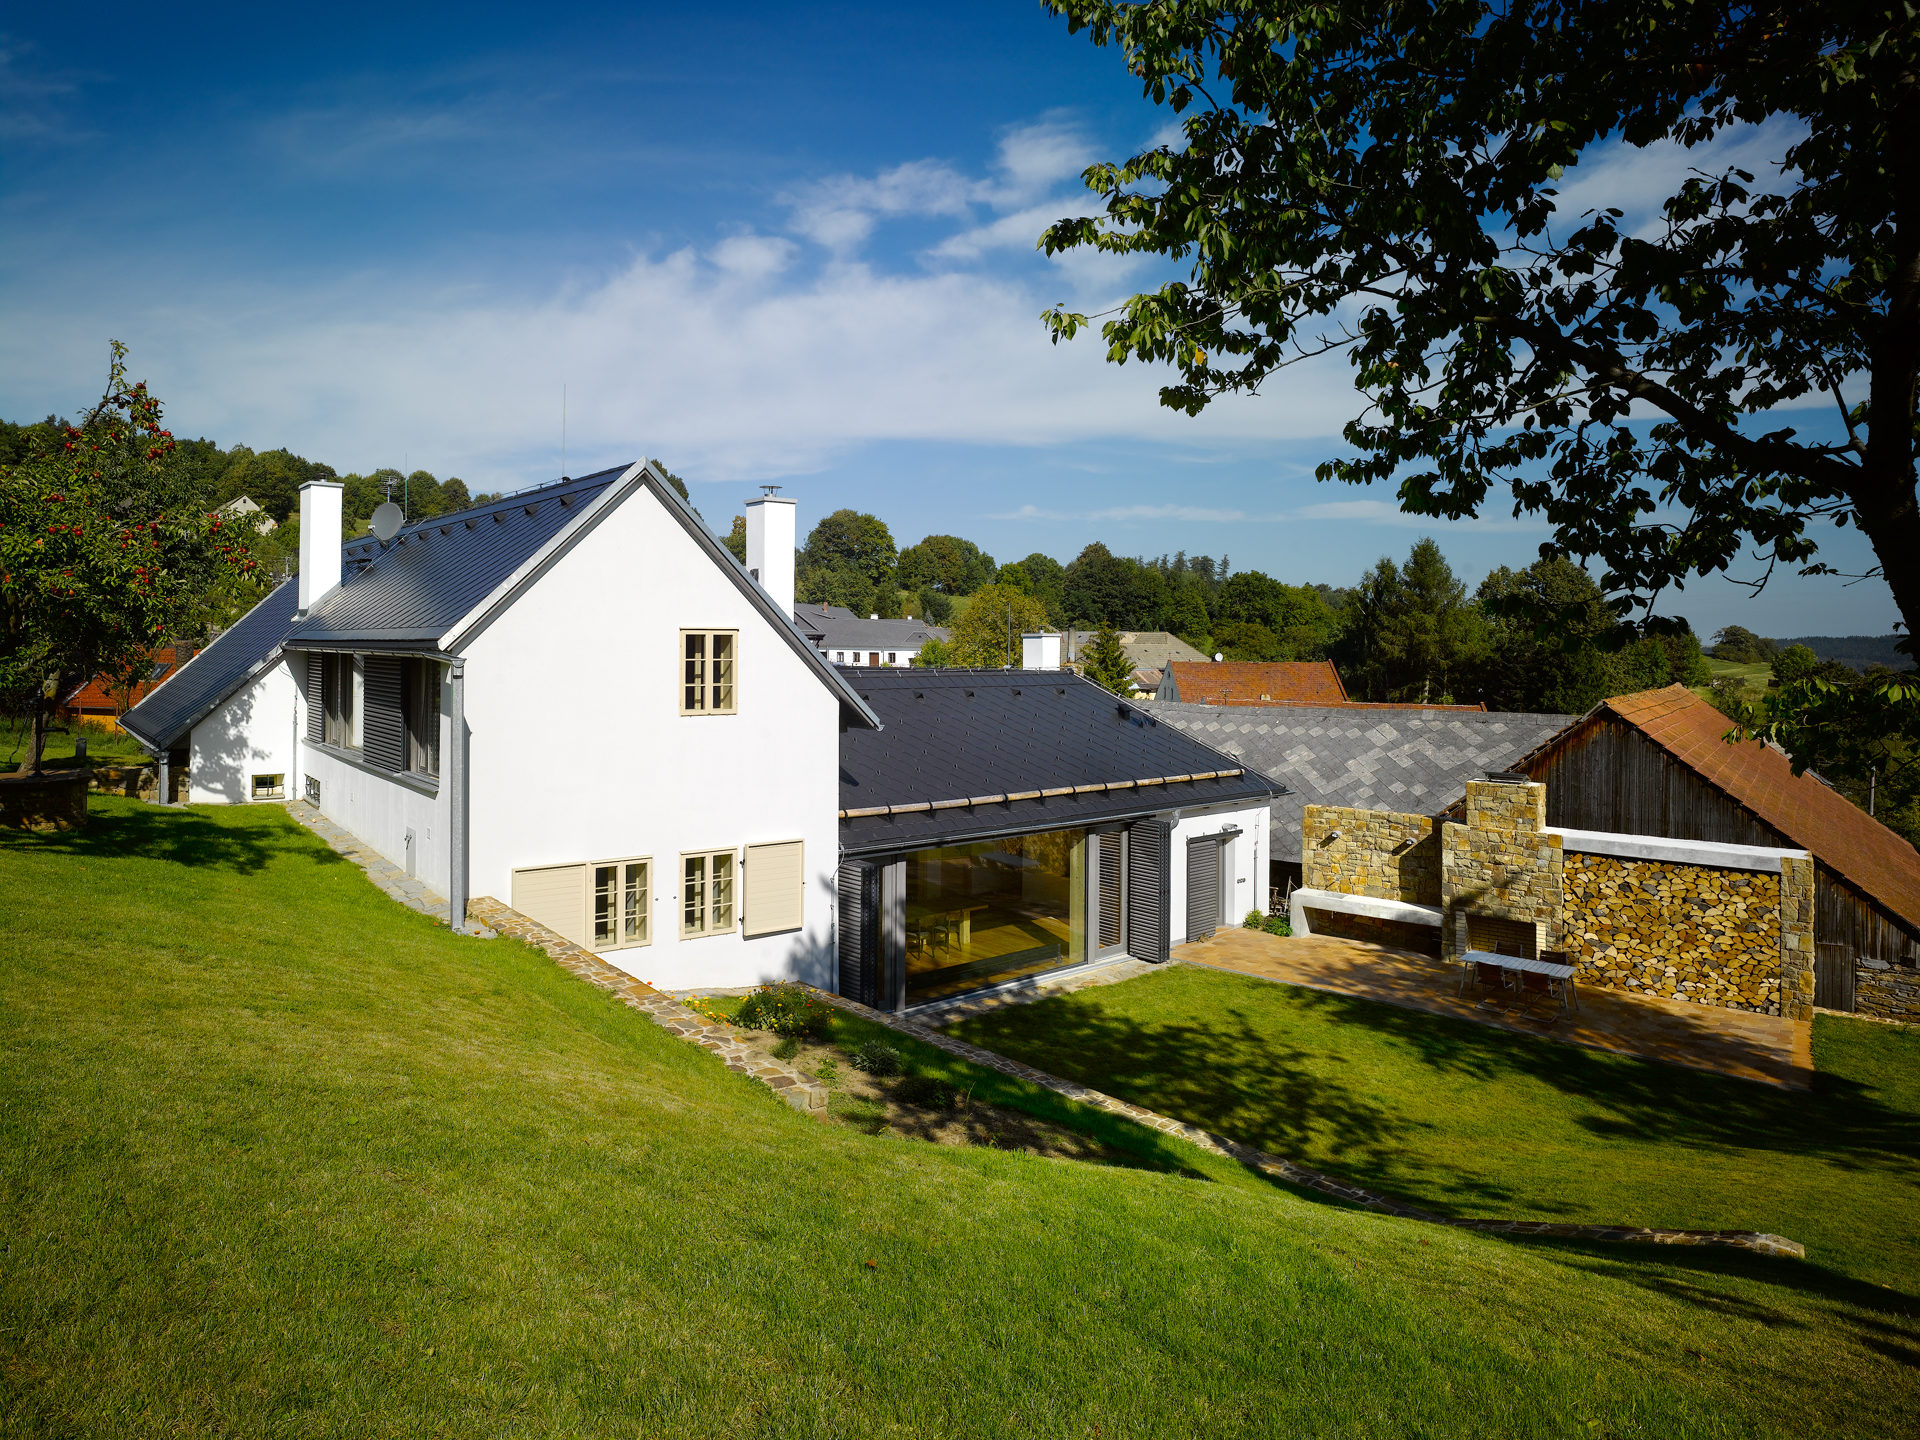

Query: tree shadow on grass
left=0, top=802, right=346, bottom=878
left=951, top=992, right=1539, bottom=1212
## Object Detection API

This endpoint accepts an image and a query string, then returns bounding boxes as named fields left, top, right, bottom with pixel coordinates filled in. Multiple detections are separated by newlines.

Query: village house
left=121, top=464, right=1276, bottom=1010
left=794, top=602, right=949, bottom=669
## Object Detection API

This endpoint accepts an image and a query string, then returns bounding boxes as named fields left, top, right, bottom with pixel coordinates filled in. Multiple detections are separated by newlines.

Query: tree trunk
left=24, top=690, right=49, bottom=777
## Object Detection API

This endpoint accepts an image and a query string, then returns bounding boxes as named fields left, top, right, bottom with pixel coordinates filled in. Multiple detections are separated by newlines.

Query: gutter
left=839, top=769, right=1250, bottom=819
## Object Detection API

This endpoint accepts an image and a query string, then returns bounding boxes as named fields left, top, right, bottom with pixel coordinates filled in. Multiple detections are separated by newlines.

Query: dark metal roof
left=286, top=468, right=625, bottom=647
left=838, top=669, right=1284, bottom=856
left=1151, top=701, right=1574, bottom=864
left=120, top=577, right=302, bottom=750
left=795, top=603, right=950, bottom=652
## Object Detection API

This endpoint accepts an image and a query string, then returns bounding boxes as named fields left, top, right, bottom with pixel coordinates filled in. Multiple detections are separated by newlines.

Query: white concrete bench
left=1289, top=887, right=1444, bottom=937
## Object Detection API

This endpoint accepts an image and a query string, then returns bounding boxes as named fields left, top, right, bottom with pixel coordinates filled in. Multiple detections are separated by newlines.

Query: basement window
left=251, top=773, right=285, bottom=800
left=682, top=849, right=737, bottom=937
left=681, top=631, right=738, bottom=714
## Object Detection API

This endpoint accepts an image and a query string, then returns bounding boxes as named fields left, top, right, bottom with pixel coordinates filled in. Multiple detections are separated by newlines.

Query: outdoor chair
left=1459, top=959, right=1513, bottom=998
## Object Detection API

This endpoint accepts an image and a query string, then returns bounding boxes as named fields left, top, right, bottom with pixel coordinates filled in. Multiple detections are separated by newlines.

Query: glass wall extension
left=905, top=828, right=1087, bottom=1005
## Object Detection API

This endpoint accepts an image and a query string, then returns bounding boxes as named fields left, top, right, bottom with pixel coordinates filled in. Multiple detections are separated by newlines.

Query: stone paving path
left=283, top=801, right=827, bottom=1112
left=813, top=984, right=1806, bottom=1260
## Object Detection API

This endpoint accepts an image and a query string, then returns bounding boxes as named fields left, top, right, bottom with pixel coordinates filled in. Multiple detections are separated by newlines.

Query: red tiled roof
left=1168, top=661, right=1350, bottom=705
left=60, top=646, right=195, bottom=714
left=1566, top=685, right=1920, bottom=932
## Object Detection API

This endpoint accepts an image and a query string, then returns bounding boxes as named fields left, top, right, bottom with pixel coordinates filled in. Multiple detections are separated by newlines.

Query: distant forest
left=1774, top=636, right=1908, bottom=672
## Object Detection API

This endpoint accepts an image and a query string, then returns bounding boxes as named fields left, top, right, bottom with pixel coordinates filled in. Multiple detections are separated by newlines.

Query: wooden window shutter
left=743, top=840, right=804, bottom=938
left=512, top=864, right=589, bottom=947
left=836, top=859, right=879, bottom=1006
left=362, top=657, right=406, bottom=771
left=1126, top=819, right=1171, bottom=962
left=304, top=654, right=325, bottom=744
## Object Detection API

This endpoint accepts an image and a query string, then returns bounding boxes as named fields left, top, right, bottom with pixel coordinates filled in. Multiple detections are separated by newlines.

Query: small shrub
left=851, top=1040, right=902, bottom=1076
left=735, top=983, right=834, bottom=1038
left=1243, top=909, right=1292, bottom=937
left=813, top=1058, right=840, bottom=1084
left=771, top=1035, right=801, bottom=1061
left=895, top=1073, right=958, bottom=1110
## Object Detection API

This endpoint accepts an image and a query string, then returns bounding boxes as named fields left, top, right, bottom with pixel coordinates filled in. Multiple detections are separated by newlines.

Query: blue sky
left=0, top=1, right=1896, bottom=638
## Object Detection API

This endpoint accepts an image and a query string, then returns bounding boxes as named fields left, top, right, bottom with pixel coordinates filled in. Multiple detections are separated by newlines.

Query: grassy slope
left=1, top=801, right=1915, bottom=1438
left=951, top=965, right=1920, bottom=1290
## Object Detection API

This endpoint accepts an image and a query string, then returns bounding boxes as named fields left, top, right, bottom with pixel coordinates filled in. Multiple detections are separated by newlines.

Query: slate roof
left=122, top=462, right=881, bottom=748
left=838, top=669, right=1284, bottom=856
left=287, top=469, right=626, bottom=647
left=1152, top=701, right=1573, bottom=863
left=120, top=580, right=302, bottom=751
left=795, top=603, right=950, bottom=654
left=1521, top=685, right=1920, bottom=932
left=1063, top=630, right=1211, bottom=672
left=1163, top=660, right=1351, bottom=706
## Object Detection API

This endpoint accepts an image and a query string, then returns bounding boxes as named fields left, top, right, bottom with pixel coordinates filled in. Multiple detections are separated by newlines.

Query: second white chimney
left=1022, top=632, right=1063, bottom=670
left=744, top=488, right=796, bottom=616
left=297, top=479, right=344, bottom=616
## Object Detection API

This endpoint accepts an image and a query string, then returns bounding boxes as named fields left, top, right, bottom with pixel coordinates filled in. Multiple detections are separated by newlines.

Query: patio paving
left=1174, top=928, right=1813, bottom=1090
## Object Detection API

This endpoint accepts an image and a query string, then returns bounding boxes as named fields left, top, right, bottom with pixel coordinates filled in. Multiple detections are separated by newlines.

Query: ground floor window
left=251, top=773, right=285, bottom=800
left=682, top=850, right=736, bottom=937
left=593, top=857, right=650, bottom=951
left=904, top=828, right=1086, bottom=1005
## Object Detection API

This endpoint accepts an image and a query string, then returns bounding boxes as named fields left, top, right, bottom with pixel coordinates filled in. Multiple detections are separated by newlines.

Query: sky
left=0, top=1, right=1897, bottom=639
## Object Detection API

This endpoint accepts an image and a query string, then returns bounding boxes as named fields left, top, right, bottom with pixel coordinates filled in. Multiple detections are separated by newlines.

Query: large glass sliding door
left=904, top=828, right=1087, bottom=1005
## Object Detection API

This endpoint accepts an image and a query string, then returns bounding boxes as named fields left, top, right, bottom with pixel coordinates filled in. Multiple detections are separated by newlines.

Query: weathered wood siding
left=1528, top=717, right=1919, bottom=973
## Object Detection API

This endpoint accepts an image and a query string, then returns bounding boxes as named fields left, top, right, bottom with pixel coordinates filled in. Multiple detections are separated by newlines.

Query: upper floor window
left=322, top=654, right=361, bottom=749
left=681, top=630, right=737, bottom=714
left=404, top=659, right=441, bottom=777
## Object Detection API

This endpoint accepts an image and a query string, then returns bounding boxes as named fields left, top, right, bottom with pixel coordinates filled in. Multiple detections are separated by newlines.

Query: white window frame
left=251, top=773, right=286, bottom=800
left=590, top=856, right=652, bottom=952
left=681, top=848, right=737, bottom=938
left=680, top=630, right=738, bottom=715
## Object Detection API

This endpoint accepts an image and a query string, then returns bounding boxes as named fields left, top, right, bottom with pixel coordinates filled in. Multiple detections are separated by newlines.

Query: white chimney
left=744, top=487, right=796, bottom=616
left=297, top=479, right=344, bottom=616
left=1022, top=632, right=1063, bottom=670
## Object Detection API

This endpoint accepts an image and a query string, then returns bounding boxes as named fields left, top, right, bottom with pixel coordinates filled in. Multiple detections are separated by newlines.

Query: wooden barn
left=1504, top=685, right=1920, bottom=1020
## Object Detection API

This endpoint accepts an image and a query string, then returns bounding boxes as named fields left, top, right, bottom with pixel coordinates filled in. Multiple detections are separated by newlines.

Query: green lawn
left=1696, top=657, right=1772, bottom=707
left=1, top=715, right=148, bottom=770
left=950, top=964, right=1920, bottom=1290
left=3, top=799, right=1917, bottom=1437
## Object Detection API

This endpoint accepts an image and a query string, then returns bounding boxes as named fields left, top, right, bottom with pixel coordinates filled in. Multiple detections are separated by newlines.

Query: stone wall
left=1440, top=781, right=1563, bottom=961
left=0, top=773, right=88, bottom=831
left=1301, top=805, right=1441, bottom=904
left=1563, top=853, right=1785, bottom=1013
left=1778, top=857, right=1815, bottom=1023
left=1300, top=907, right=1444, bottom=956
left=1856, top=966, right=1920, bottom=1024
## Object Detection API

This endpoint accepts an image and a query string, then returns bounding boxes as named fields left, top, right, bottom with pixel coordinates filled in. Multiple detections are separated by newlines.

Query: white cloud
left=1549, top=117, right=1807, bottom=240
left=784, top=159, right=979, bottom=252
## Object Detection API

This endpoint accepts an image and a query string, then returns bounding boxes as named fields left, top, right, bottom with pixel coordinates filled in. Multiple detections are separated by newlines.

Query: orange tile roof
left=1571, top=685, right=1920, bottom=932
left=1167, top=661, right=1350, bottom=706
left=60, top=647, right=194, bottom=713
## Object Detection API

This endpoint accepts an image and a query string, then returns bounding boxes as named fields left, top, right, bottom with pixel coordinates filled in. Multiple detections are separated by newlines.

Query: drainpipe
left=156, top=752, right=170, bottom=806
left=447, top=658, right=468, bottom=934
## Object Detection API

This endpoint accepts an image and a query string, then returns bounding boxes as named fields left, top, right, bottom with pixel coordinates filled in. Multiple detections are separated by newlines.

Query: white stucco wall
left=464, top=484, right=843, bottom=991
left=1168, top=800, right=1271, bottom=945
left=188, top=659, right=299, bottom=805
left=297, top=701, right=452, bottom=894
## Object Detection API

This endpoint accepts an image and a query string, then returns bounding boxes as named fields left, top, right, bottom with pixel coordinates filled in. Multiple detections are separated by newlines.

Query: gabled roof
left=123, top=462, right=881, bottom=748
left=62, top=645, right=196, bottom=711
left=120, top=580, right=302, bottom=751
left=838, top=669, right=1284, bottom=856
left=1065, top=630, right=1212, bottom=671
left=1518, top=685, right=1920, bottom=931
left=1164, top=660, right=1351, bottom=706
left=1155, top=702, right=1572, bottom=863
left=795, top=603, right=950, bottom=651
left=287, top=469, right=625, bottom=648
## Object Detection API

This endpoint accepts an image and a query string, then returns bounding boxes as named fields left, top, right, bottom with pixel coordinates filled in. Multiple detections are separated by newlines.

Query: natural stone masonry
left=282, top=801, right=827, bottom=1112
left=1441, top=780, right=1564, bottom=961
left=1563, top=853, right=1784, bottom=1013
left=467, top=898, right=830, bottom=1113
left=1302, top=805, right=1442, bottom=905
left=1778, top=856, right=1816, bottom=1023
left=809, top=979, right=1802, bottom=1259
left=1855, top=967, right=1920, bottom=1024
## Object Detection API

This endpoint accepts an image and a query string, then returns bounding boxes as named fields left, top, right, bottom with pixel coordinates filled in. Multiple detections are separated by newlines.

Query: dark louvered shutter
left=362, top=657, right=406, bottom=771
left=1126, top=819, right=1171, bottom=962
left=836, top=860, right=879, bottom=1006
left=305, top=654, right=325, bottom=743
left=1185, top=835, right=1222, bottom=942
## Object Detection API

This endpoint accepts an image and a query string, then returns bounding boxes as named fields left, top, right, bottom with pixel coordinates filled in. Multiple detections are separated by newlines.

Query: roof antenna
left=561, top=382, right=567, bottom=480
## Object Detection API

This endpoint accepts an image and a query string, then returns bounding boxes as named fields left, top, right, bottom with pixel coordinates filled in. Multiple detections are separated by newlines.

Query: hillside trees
left=0, top=344, right=258, bottom=773
left=950, top=584, right=1051, bottom=668
left=898, top=534, right=996, bottom=595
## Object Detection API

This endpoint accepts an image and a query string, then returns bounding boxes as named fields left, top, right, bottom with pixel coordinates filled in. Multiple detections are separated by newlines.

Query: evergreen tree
left=1081, top=625, right=1134, bottom=694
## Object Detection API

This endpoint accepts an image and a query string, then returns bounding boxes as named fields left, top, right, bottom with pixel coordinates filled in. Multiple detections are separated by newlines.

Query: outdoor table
left=1461, top=949, right=1579, bottom=1016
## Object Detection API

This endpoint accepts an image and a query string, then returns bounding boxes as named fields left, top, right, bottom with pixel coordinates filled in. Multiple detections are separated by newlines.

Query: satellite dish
left=369, top=502, right=404, bottom=541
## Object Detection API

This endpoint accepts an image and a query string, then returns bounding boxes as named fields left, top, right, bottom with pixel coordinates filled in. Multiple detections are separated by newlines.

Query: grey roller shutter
left=1096, top=832, right=1124, bottom=953
left=362, top=657, right=406, bottom=771
left=837, top=860, right=879, bottom=1007
left=1127, top=819, right=1171, bottom=962
left=304, top=654, right=324, bottom=743
left=1186, top=835, right=1222, bottom=942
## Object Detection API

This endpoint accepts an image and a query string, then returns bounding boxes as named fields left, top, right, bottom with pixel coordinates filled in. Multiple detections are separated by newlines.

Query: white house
left=124, top=461, right=1281, bottom=1010
left=793, top=602, right=949, bottom=668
